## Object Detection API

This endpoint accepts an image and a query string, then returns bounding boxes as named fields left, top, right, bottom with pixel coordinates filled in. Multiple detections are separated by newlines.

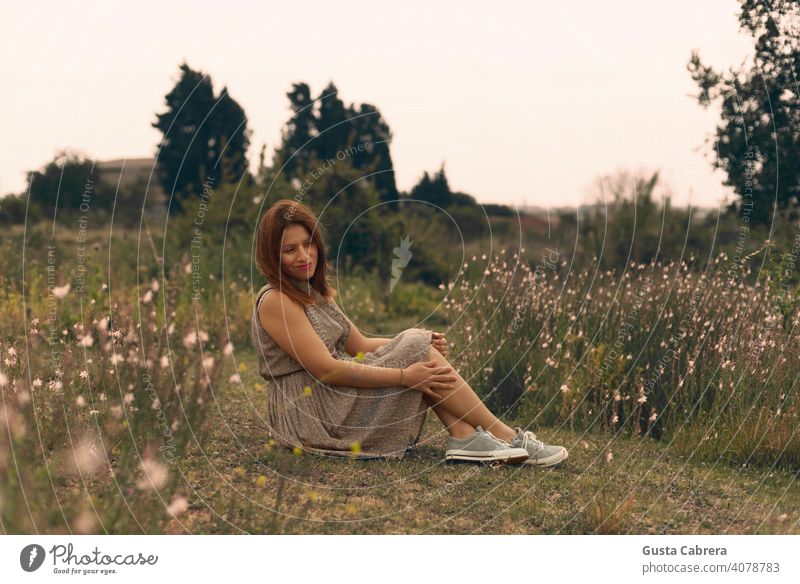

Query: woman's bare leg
left=426, top=346, right=518, bottom=442
left=422, top=393, right=476, bottom=439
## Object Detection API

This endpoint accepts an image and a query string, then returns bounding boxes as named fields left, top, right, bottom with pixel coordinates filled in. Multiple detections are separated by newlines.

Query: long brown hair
left=255, top=199, right=337, bottom=307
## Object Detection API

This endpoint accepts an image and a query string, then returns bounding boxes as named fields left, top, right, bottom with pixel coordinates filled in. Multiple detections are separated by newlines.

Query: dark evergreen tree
left=273, top=81, right=400, bottom=208
left=410, top=163, right=452, bottom=208
left=152, top=62, right=251, bottom=212
left=276, top=82, right=316, bottom=177
left=314, top=82, right=352, bottom=165
left=347, top=103, right=400, bottom=208
left=688, top=0, right=800, bottom=224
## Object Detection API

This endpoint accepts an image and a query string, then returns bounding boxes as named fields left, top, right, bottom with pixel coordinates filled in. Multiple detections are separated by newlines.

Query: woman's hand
left=431, top=332, right=448, bottom=357
left=402, top=360, right=457, bottom=399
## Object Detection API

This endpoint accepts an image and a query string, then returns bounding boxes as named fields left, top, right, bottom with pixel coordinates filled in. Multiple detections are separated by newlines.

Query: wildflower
left=71, top=437, right=105, bottom=475
left=160, top=355, right=170, bottom=369
left=123, top=392, right=134, bottom=405
left=308, top=491, right=318, bottom=503
left=80, top=334, right=95, bottom=347
left=52, top=283, right=71, bottom=299
left=559, top=383, right=570, bottom=394
left=605, top=451, right=613, bottom=464
left=238, top=362, right=248, bottom=373
left=229, top=373, right=241, bottom=383
left=32, top=377, right=42, bottom=388
left=166, top=495, right=189, bottom=517
left=355, top=351, right=365, bottom=362
left=79, top=370, right=89, bottom=380
left=304, top=385, right=312, bottom=396
left=223, top=342, right=234, bottom=356
left=293, top=447, right=303, bottom=456
left=48, top=380, right=63, bottom=392
left=76, top=395, right=87, bottom=407
left=182, top=331, right=198, bottom=348
left=203, top=356, right=215, bottom=370
left=350, top=441, right=362, bottom=455
left=136, top=458, right=169, bottom=490
left=256, top=475, right=268, bottom=487
left=110, top=354, right=124, bottom=365
left=649, top=410, right=658, bottom=423
left=0, top=372, right=7, bottom=388
left=142, top=290, right=153, bottom=304
left=151, top=279, right=160, bottom=293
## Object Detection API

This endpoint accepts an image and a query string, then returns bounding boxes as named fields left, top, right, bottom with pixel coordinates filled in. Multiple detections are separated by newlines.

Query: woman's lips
left=296, top=263, right=312, bottom=270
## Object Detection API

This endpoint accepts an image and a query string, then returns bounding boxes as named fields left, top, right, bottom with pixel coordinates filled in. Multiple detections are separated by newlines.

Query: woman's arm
left=258, top=291, right=402, bottom=389
left=341, top=313, right=391, bottom=356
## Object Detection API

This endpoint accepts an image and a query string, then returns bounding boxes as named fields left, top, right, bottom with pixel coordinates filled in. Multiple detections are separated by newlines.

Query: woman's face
left=280, top=224, right=318, bottom=280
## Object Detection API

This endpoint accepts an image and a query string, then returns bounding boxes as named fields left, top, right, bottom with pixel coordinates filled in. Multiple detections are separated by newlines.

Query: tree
left=688, top=0, right=800, bottom=225
left=347, top=103, right=399, bottom=208
left=314, top=82, right=352, bottom=164
left=276, top=82, right=317, bottom=177
left=409, top=163, right=453, bottom=208
left=25, top=149, right=98, bottom=216
left=272, top=82, right=400, bottom=208
left=152, top=62, right=251, bottom=213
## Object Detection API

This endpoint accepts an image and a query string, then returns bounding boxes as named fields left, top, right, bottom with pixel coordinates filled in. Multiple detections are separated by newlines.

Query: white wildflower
left=52, top=283, right=71, bottom=299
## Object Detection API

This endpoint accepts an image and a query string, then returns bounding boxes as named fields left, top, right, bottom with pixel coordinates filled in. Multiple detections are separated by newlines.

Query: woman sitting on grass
left=251, top=199, right=568, bottom=466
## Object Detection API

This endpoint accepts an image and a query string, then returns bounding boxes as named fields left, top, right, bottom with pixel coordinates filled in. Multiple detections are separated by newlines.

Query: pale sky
left=0, top=1, right=753, bottom=208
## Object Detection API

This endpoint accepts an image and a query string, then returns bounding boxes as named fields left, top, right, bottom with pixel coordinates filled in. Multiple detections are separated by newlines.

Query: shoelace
left=478, top=427, right=513, bottom=446
left=521, top=430, right=544, bottom=454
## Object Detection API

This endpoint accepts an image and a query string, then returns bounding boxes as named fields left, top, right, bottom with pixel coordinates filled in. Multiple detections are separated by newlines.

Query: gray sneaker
left=445, top=426, right=530, bottom=463
left=509, top=427, right=569, bottom=467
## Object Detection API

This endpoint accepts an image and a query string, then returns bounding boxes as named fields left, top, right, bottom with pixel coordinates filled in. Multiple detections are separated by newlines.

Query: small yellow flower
left=238, top=362, right=248, bottom=373
left=292, top=446, right=303, bottom=456
left=355, top=351, right=365, bottom=362
left=233, top=466, right=246, bottom=478
left=121, top=420, right=129, bottom=429
left=304, top=385, right=312, bottom=396
left=256, top=475, right=267, bottom=487
left=350, top=441, right=362, bottom=455
left=345, top=503, right=357, bottom=515
left=254, top=383, right=265, bottom=391
left=269, top=439, right=278, bottom=446
left=308, top=491, right=318, bottom=503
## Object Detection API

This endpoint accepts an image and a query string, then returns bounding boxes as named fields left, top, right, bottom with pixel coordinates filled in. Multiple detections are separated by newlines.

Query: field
left=1, top=222, right=798, bottom=534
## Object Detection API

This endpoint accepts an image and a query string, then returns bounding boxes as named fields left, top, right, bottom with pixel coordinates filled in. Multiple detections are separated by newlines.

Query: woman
left=251, top=199, right=568, bottom=466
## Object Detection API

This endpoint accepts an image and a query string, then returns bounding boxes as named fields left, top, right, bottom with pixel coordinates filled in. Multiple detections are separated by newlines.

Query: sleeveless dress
left=250, top=275, right=434, bottom=459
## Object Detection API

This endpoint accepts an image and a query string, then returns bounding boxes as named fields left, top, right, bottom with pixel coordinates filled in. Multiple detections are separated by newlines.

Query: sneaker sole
left=445, top=447, right=530, bottom=464
left=522, top=447, right=569, bottom=467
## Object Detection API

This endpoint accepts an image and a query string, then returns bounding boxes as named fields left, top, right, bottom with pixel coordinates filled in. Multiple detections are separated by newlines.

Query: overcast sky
left=0, top=1, right=753, bottom=208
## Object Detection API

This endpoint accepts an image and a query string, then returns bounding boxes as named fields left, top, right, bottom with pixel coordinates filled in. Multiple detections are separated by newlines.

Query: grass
left=166, top=349, right=800, bottom=535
